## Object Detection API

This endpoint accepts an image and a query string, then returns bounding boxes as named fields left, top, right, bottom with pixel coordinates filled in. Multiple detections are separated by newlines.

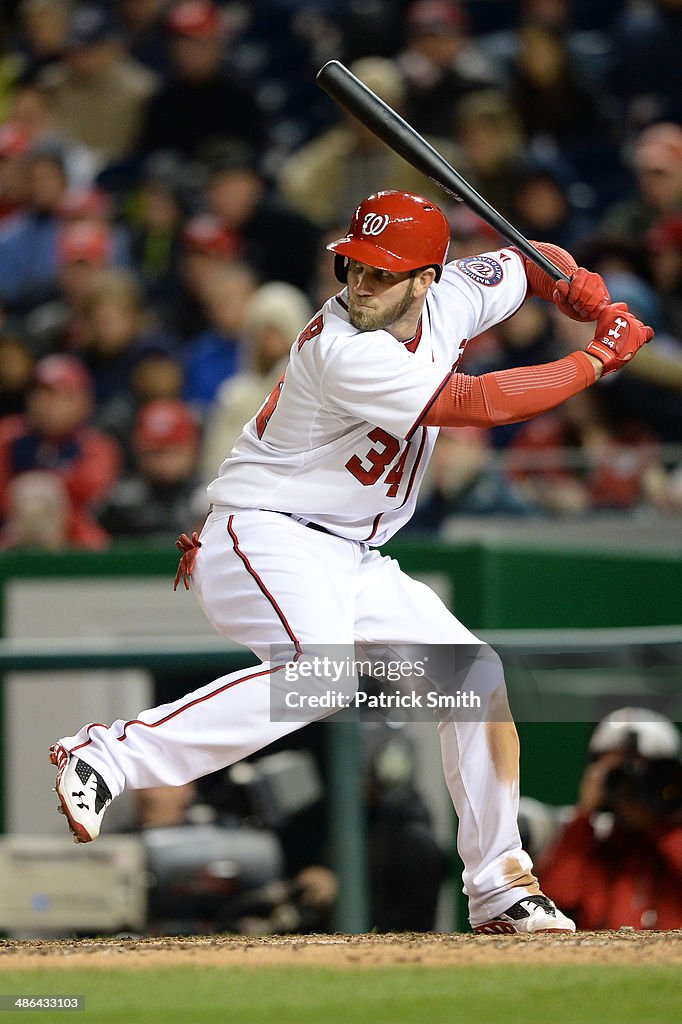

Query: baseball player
left=51, top=191, right=653, bottom=934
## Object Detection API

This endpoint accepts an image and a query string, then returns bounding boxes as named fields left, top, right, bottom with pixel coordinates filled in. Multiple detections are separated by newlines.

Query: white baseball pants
left=59, top=506, right=539, bottom=925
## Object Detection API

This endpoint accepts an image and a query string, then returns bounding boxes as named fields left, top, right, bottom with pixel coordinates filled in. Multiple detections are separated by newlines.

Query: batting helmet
left=327, top=191, right=450, bottom=284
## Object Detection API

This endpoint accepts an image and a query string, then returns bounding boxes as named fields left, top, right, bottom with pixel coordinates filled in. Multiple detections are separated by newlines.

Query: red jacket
left=539, top=812, right=682, bottom=930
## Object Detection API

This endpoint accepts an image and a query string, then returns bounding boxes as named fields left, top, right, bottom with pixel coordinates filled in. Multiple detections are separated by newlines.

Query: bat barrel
left=316, top=60, right=570, bottom=284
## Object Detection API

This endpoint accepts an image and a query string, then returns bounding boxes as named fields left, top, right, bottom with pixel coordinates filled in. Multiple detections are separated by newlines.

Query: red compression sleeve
left=422, top=352, right=595, bottom=429
left=521, top=242, right=578, bottom=301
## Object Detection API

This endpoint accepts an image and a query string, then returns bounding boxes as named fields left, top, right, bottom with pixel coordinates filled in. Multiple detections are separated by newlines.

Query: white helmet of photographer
left=588, top=707, right=681, bottom=759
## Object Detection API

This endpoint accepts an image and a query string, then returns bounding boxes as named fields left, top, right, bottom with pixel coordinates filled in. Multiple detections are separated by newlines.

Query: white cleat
left=49, top=743, right=112, bottom=844
left=474, top=895, right=576, bottom=935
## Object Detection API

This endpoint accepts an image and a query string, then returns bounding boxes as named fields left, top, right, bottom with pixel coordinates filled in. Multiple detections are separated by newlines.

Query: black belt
left=272, top=511, right=332, bottom=535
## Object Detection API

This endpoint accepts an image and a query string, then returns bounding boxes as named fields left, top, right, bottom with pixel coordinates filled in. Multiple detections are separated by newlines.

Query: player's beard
left=348, top=277, right=415, bottom=332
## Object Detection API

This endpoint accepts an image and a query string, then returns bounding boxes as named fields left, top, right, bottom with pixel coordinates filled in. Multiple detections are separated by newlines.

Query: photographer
left=539, top=708, right=682, bottom=930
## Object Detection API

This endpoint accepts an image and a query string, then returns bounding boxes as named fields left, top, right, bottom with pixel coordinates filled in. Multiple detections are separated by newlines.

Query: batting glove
left=585, top=302, right=654, bottom=377
left=553, top=267, right=610, bottom=321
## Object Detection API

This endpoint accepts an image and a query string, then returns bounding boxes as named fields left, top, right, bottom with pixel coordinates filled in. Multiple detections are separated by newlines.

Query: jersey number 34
left=346, top=428, right=410, bottom=497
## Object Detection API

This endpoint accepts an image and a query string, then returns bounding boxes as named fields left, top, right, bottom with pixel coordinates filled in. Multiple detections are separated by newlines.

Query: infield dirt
left=1, top=931, right=681, bottom=970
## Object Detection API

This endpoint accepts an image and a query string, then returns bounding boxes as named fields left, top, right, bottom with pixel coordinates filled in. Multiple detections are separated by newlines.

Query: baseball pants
left=59, top=506, right=539, bottom=925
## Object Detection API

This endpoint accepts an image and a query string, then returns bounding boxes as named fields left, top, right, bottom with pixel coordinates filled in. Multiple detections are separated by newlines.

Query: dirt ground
left=1, top=931, right=681, bottom=971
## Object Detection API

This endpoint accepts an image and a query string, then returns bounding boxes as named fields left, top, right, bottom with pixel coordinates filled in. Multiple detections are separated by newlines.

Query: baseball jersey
left=206, top=248, right=526, bottom=545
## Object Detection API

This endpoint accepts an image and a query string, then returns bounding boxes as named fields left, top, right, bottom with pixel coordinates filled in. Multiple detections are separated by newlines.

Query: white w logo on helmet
left=362, top=213, right=390, bottom=236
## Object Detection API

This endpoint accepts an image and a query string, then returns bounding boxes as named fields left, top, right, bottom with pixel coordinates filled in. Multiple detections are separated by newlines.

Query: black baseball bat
left=316, top=59, right=571, bottom=284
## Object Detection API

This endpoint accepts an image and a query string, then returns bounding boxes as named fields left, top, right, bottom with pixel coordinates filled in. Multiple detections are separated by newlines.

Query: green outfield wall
left=1, top=538, right=680, bottom=930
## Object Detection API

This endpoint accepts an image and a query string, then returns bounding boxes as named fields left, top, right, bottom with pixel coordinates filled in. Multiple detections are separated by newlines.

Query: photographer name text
left=283, top=689, right=481, bottom=710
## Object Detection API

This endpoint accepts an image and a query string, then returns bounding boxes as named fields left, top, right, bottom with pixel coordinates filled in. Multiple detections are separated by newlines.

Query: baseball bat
left=316, top=60, right=571, bottom=284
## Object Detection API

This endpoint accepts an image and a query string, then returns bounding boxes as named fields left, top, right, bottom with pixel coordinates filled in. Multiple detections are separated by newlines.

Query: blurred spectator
left=119, top=0, right=172, bottom=78
left=508, top=21, right=601, bottom=152
left=163, top=211, right=241, bottom=339
left=183, top=261, right=258, bottom=410
left=647, top=213, right=682, bottom=337
left=509, top=162, right=593, bottom=253
left=76, top=271, right=178, bottom=453
left=363, top=723, right=447, bottom=932
left=0, top=354, right=120, bottom=546
left=58, top=183, right=133, bottom=269
left=134, top=781, right=198, bottom=829
left=0, top=147, right=69, bottom=312
left=397, top=0, right=495, bottom=138
left=0, top=121, right=31, bottom=221
left=131, top=348, right=184, bottom=407
left=23, top=218, right=115, bottom=355
left=278, top=57, right=448, bottom=230
left=5, top=79, right=98, bottom=189
left=39, top=3, right=157, bottom=170
left=0, top=31, right=23, bottom=127
left=446, top=205, right=503, bottom=261
left=508, top=391, right=668, bottom=515
left=452, top=89, right=525, bottom=217
left=201, top=280, right=312, bottom=477
left=0, top=332, right=34, bottom=417
left=575, top=234, right=682, bottom=442
left=14, top=0, right=71, bottom=77
left=609, top=0, right=682, bottom=130
left=476, top=0, right=618, bottom=76
left=1, top=471, right=72, bottom=550
left=136, top=0, right=263, bottom=159
left=540, top=708, right=682, bottom=929
left=97, top=397, right=203, bottom=541
left=409, top=426, right=539, bottom=532
left=203, top=139, right=319, bottom=291
left=462, top=299, right=562, bottom=380
left=600, top=122, right=682, bottom=242
left=126, top=152, right=191, bottom=318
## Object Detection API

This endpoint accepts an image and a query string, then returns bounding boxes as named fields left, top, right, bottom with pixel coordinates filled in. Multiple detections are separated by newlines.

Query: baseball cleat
left=474, top=894, right=576, bottom=935
left=49, top=743, right=112, bottom=844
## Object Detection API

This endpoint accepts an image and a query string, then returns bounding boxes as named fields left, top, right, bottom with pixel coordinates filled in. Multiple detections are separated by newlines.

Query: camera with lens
left=602, top=729, right=682, bottom=820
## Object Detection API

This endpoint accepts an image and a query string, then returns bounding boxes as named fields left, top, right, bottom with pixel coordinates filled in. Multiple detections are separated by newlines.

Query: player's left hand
left=585, top=302, right=654, bottom=376
left=553, top=268, right=610, bottom=321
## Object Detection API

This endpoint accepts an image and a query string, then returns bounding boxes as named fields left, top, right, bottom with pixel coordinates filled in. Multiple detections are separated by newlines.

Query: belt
left=273, top=511, right=332, bottom=536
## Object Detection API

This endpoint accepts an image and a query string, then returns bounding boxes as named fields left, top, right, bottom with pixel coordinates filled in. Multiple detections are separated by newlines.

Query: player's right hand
left=553, top=267, right=610, bottom=321
left=584, top=302, right=654, bottom=377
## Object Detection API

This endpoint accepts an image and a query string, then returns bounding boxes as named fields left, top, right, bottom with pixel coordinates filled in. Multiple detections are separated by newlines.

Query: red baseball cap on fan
left=134, top=400, right=199, bottom=451
left=33, top=354, right=93, bottom=395
left=182, top=214, right=240, bottom=257
left=407, top=0, right=469, bottom=34
left=167, top=1, right=222, bottom=38
left=57, top=221, right=111, bottom=266
left=0, top=123, right=31, bottom=159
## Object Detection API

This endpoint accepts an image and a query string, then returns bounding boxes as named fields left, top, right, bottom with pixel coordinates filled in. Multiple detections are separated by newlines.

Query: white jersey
left=206, top=248, right=526, bottom=544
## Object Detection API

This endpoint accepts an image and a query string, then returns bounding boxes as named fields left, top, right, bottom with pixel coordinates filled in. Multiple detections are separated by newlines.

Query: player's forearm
left=421, top=352, right=597, bottom=429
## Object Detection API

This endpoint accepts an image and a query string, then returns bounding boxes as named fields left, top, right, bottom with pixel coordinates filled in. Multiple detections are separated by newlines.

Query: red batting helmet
left=327, top=191, right=450, bottom=283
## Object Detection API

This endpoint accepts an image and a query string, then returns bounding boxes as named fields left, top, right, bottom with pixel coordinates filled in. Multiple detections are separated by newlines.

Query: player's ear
left=414, top=267, right=437, bottom=295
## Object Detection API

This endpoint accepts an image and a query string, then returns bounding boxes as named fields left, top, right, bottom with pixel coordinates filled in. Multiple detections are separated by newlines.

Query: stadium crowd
left=1, top=0, right=682, bottom=547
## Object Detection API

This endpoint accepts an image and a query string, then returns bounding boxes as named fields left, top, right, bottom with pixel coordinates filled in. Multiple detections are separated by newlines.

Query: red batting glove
left=585, top=302, right=654, bottom=377
left=553, top=267, right=610, bottom=321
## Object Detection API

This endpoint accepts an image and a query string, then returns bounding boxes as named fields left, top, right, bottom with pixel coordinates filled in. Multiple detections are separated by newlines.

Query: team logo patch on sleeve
left=456, top=256, right=504, bottom=286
